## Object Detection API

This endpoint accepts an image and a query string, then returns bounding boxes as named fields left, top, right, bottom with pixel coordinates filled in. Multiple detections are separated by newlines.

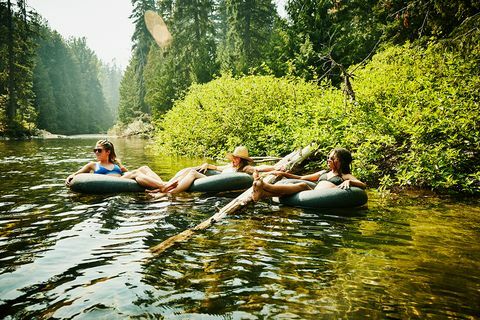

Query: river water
left=0, top=136, right=479, bottom=319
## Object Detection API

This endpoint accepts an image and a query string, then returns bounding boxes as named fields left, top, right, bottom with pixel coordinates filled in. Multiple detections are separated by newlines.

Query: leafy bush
left=154, top=75, right=346, bottom=158
left=154, top=37, right=479, bottom=194
left=350, top=41, right=479, bottom=193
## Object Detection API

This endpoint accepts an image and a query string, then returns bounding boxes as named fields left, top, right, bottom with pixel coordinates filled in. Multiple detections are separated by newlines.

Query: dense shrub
left=154, top=75, right=346, bottom=158
left=350, top=41, right=479, bottom=193
left=154, top=38, right=479, bottom=194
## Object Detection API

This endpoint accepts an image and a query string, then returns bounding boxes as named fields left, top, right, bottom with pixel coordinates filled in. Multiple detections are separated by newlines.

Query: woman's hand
left=197, top=163, right=210, bottom=173
left=65, top=174, right=75, bottom=186
left=270, top=170, right=285, bottom=177
left=338, top=180, right=351, bottom=190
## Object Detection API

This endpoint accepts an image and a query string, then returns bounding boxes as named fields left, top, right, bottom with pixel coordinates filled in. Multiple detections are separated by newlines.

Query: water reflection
left=0, top=137, right=479, bottom=319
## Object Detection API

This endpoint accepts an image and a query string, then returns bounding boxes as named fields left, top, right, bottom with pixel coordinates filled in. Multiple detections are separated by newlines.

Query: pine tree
left=217, top=0, right=277, bottom=75
left=144, top=0, right=218, bottom=115
left=0, top=0, right=37, bottom=135
left=129, top=0, right=156, bottom=118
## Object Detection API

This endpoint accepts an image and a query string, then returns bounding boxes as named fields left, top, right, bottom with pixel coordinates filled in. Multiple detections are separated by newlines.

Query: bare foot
left=145, top=188, right=161, bottom=193
left=253, top=169, right=260, bottom=181
left=251, top=179, right=275, bottom=202
left=159, top=180, right=178, bottom=193
left=146, top=190, right=166, bottom=199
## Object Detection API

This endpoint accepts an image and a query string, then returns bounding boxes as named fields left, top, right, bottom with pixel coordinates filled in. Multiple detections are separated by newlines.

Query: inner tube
left=68, top=171, right=254, bottom=194
left=69, top=173, right=145, bottom=194
left=188, top=172, right=253, bottom=193
left=273, top=179, right=368, bottom=208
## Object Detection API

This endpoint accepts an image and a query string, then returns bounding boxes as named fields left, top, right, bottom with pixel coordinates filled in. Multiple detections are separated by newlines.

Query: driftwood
left=150, top=145, right=315, bottom=255
left=250, top=156, right=283, bottom=163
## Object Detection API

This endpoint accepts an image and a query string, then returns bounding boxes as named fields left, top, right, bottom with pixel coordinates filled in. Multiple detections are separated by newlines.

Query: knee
left=299, top=182, right=310, bottom=190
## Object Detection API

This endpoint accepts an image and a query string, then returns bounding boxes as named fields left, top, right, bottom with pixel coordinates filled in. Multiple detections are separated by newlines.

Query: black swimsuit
left=318, top=172, right=344, bottom=186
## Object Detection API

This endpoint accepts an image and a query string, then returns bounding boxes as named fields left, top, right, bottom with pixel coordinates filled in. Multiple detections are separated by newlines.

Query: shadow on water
left=1, top=137, right=479, bottom=319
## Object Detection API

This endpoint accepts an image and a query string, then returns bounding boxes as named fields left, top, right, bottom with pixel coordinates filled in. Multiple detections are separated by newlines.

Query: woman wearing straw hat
left=158, top=146, right=280, bottom=194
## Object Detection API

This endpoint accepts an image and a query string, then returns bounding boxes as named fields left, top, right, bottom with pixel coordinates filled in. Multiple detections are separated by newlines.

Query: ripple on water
left=2, top=139, right=480, bottom=319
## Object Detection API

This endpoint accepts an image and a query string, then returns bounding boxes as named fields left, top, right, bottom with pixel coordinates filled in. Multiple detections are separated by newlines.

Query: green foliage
left=32, top=25, right=113, bottom=134
left=154, top=32, right=479, bottom=194
left=349, top=39, right=479, bottom=193
left=284, top=0, right=383, bottom=82
left=98, top=61, right=122, bottom=122
left=143, top=0, right=218, bottom=117
left=217, top=0, right=278, bottom=75
left=118, top=59, right=143, bottom=124
left=377, top=0, right=480, bottom=43
left=154, top=74, right=345, bottom=158
left=130, top=0, right=156, bottom=116
left=0, top=0, right=37, bottom=136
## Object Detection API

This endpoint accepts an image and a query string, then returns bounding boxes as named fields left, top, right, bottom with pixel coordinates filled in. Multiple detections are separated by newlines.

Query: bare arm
left=196, top=162, right=226, bottom=173
left=297, top=170, right=325, bottom=182
left=338, top=174, right=367, bottom=189
left=242, top=164, right=277, bottom=174
left=65, top=162, right=96, bottom=186
left=250, top=169, right=325, bottom=182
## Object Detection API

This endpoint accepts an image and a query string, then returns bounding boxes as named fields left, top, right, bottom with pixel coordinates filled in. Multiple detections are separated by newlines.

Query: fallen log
left=150, top=144, right=315, bottom=255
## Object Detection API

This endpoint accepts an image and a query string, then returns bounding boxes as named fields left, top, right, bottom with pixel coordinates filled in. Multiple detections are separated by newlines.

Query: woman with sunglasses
left=65, top=139, right=169, bottom=191
left=251, top=148, right=366, bottom=201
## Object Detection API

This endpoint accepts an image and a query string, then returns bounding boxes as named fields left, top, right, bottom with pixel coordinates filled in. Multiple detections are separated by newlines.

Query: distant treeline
left=0, top=0, right=121, bottom=136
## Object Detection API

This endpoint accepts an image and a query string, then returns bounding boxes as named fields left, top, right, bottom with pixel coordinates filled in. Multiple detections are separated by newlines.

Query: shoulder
left=87, top=162, right=97, bottom=169
left=113, top=160, right=127, bottom=170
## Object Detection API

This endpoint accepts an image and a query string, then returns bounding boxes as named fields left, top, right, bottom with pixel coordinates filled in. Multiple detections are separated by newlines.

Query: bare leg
left=168, top=169, right=206, bottom=194
left=252, top=177, right=311, bottom=202
left=251, top=179, right=277, bottom=201
left=134, top=174, right=168, bottom=191
left=122, top=167, right=167, bottom=191
left=136, top=165, right=163, bottom=182
left=168, top=167, right=192, bottom=182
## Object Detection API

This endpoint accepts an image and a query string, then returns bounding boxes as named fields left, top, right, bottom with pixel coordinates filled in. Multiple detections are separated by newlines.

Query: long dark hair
left=96, top=139, right=119, bottom=164
left=332, top=148, right=352, bottom=174
left=236, top=158, right=251, bottom=172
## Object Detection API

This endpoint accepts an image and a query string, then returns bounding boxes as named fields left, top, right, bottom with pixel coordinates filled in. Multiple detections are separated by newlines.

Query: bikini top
left=94, top=163, right=123, bottom=175
left=318, top=172, right=344, bottom=186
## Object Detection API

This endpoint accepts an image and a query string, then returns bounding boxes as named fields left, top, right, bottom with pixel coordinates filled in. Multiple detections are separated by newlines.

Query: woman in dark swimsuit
left=251, top=148, right=366, bottom=201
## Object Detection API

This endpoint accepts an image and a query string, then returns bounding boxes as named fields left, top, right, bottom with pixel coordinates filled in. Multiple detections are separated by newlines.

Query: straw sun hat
left=226, top=146, right=253, bottom=162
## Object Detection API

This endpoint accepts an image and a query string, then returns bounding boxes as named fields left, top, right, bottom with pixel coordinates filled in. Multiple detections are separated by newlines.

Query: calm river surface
left=0, top=136, right=479, bottom=319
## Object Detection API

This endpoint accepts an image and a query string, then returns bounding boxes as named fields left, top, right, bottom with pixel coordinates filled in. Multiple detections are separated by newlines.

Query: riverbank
left=0, top=130, right=119, bottom=140
left=0, top=129, right=64, bottom=140
left=107, top=117, right=154, bottom=138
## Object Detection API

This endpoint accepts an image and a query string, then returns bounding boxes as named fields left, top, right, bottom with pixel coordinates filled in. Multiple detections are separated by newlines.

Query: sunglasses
left=93, top=148, right=104, bottom=153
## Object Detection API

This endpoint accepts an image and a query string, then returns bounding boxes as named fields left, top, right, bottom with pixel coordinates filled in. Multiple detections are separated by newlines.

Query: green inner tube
left=68, top=171, right=254, bottom=194
left=188, top=172, right=253, bottom=192
left=274, top=179, right=368, bottom=208
left=69, top=173, right=145, bottom=194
